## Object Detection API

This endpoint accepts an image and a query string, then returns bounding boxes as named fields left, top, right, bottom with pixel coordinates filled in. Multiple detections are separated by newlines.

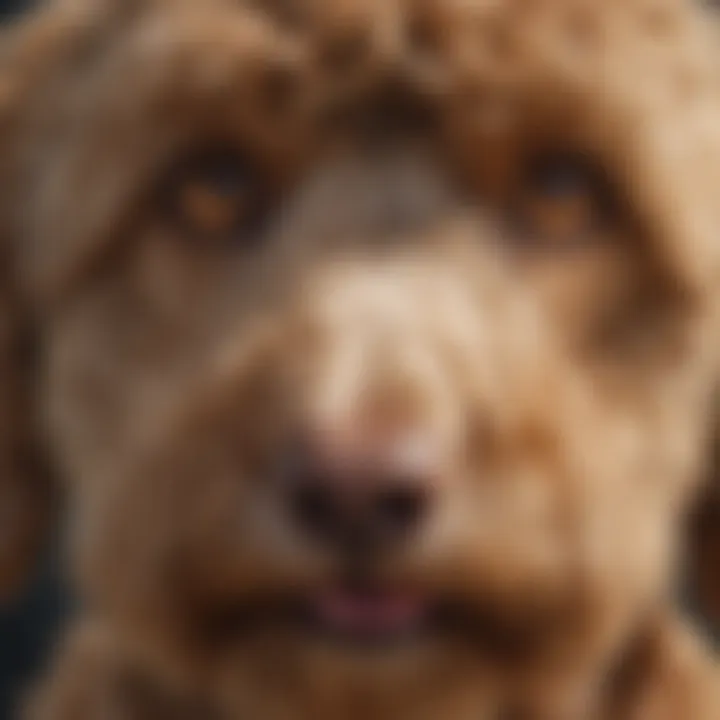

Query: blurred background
left=0, top=0, right=26, bottom=20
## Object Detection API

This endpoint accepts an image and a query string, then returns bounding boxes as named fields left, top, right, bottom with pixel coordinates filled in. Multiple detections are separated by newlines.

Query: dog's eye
left=167, top=151, right=269, bottom=242
left=509, top=152, right=615, bottom=249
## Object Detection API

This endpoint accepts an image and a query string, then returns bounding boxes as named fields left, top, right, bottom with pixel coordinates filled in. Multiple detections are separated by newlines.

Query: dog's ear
left=0, top=5, right=87, bottom=603
left=0, top=264, right=52, bottom=604
left=0, top=0, right=147, bottom=603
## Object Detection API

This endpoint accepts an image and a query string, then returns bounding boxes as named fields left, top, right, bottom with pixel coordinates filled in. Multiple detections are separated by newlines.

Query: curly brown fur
left=1, top=0, right=719, bottom=718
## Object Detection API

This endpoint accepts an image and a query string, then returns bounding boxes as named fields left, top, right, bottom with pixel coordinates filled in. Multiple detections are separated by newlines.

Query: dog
left=0, top=0, right=718, bottom=718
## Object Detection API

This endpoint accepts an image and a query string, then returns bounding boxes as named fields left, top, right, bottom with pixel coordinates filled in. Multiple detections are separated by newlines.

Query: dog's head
left=3, top=0, right=720, bottom=712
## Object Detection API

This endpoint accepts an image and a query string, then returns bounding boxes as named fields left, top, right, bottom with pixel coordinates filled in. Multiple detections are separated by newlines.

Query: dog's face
left=4, top=0, right=720, bottom=711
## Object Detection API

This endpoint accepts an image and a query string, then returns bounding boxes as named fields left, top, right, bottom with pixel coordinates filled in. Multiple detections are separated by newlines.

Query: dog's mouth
left=303, top=584, right=431, bottom=646
left=197, top=580, right=557, bottom=658
left=198, top=581, right=433, bottom=650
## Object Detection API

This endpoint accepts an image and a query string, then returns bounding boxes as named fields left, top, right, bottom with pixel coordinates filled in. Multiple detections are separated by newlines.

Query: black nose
left=285, top=436, right=435, bottom=555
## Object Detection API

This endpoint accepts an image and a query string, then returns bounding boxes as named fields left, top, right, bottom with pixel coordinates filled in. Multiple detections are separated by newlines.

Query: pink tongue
left=314, top=590, right=427, bottom=635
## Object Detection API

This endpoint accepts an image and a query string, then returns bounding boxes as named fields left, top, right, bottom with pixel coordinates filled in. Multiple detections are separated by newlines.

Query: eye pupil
left=528, top=154, right=594, bottom=197
left=180, top=182, right=243, bottom=236
left=166, top=150, right=269, bottom=243
left=534, top=167, right=583, bottom=196
left=201, top=159, right=250, bottom=196
left=507, top=151, right=617, bottom=249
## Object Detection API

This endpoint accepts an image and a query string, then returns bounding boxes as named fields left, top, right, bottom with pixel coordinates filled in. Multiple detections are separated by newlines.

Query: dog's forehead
left=71, top=0, right=713, bottom=142
left=58, top=0, right=712, bottom=73
left=16, top=0, right=720, bottom=306
left=107, top=0, right=716, bottom=128
left=144, top=0, right=707, bottom=44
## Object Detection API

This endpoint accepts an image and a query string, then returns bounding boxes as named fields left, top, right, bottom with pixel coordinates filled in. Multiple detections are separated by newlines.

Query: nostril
left=290, top=477, right=431, bottom=551
left=282, top=431, right=438, bottom=551
left=374, top=485, right=429, bottom=537
left=292, top=482, right=339, bottom=539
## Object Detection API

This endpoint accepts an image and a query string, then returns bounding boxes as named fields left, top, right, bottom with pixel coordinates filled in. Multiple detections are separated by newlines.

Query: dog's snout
left=284, top=428, right=438, bottom=555
left=274, top=260, right=477, bottom=556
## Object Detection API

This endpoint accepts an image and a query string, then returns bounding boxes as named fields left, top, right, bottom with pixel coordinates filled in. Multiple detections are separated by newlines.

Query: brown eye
left=167, top=151, right=269, bottom=243
left=510, top=151, right=616, bottom=249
